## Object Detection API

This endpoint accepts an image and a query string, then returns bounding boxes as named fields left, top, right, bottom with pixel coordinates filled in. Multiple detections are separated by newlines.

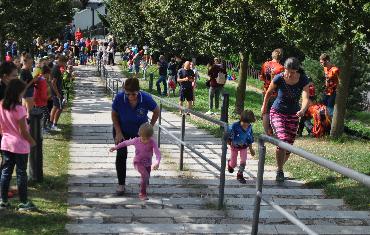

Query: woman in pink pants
left=227, top=110, right=256, bottom=184
left=110, top=123, right=161, bottom=200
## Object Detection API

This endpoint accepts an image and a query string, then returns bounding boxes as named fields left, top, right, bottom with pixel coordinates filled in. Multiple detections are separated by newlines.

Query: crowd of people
left=0, top=29, right=104, bottom=210
left=118, top=45, right=339, bottom=184
left=0, top=35, right=341, bottom=208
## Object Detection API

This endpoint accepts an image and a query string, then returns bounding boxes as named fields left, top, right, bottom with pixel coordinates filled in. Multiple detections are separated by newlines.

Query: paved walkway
left=65, top=65, right=370, bottom=234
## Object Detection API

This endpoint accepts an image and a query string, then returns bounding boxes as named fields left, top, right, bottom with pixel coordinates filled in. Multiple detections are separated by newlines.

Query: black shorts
left=52, top=96, right=64, bottom=110
left=180, top=88, right=194, bottom=102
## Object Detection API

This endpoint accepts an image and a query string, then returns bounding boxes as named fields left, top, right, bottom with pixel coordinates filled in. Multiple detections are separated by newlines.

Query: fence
left=97, top=61, right=231, bottom=209
left=251, top=134, right=370, bottom=235
left=97, top=59, right=122, bottom=100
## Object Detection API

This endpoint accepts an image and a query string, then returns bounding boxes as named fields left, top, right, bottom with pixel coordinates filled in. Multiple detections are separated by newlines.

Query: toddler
left=110, top=123, right=161, bottom=200
left=227, top=110, right=256, bottom=184
left=34, top=65, right=51, bottom=132
left=0, top=79, right=36, bottom=211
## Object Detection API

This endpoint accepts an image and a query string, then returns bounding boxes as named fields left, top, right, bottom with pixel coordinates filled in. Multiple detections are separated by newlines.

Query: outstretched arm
left=152, top=140, right=161, bottom=170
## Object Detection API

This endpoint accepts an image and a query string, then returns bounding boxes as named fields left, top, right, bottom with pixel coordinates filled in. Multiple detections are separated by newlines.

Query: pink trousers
left=228, top=146, right=247, bottom=168
left=134, top=163, right=151, bottom=195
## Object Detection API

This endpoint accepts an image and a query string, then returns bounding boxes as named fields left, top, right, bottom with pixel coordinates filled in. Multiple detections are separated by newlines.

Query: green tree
left=0, top=0, right=73, bottom=57
left=272, top=0, right=370, bottom=137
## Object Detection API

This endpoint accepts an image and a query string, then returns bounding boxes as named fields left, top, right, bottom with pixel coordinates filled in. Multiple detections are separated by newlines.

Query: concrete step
left=67, top=208, right=369, bottom=224
left=68, top=162, right=276, bottom=171
left=68, top=197, right=344, bottom=210
left=68, top=186, right=324, bottom=198
left=67, top=176, right=304, bottom=188
left=66, top=223, right=370, bottom=234
left=67, top=168, right=288, bottom=180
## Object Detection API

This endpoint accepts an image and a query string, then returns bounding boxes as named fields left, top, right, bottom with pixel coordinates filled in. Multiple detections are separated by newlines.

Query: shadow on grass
left=305, top=174, right=370, bottom=210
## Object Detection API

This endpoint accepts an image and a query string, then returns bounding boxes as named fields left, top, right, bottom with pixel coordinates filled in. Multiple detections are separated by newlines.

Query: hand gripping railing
left=251, top=134, right=370, bottom=235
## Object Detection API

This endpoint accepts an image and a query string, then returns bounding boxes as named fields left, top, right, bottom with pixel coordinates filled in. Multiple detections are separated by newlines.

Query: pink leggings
left=134, top=163, right=151, bottom=195
left=228, top=146, right=247, bottom=169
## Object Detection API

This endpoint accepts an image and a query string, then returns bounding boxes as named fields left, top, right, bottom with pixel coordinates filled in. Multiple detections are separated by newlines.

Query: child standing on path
left=110, top=123, right=161, bottom=201
left=0, top=79, right=36, bottom=211
left=34, top=65, right=51, bottom=132
left=227, top=110, right=256, bottom=184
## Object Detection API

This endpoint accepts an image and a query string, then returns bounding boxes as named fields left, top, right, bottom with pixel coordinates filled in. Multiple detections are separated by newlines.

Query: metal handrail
left=153, top=94, right=229, bottom=209
left=251, top=134, right=370, bottom=235
left=96, top=61, right=230, bottom=209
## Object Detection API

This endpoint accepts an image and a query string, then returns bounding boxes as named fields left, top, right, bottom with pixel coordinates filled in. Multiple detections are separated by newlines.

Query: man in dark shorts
left=177, top=61, right=195, bottom=114
left=50, top=55, right=67, bottom=131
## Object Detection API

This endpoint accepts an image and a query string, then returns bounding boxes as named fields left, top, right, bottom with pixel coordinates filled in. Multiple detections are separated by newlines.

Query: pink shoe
left=139, top=193, right=148, bottom=201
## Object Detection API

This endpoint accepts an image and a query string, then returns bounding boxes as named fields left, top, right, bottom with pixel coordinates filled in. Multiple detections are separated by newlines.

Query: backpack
left=216, top=71, right=226, bottom=84
left=310, top=104, right=331, bottom=138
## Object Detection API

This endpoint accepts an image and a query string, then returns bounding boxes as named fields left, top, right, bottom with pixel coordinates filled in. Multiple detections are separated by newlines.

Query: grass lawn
left=0, top=99, right=73, bottom=234
left=121, top=64, right=370, bottom=210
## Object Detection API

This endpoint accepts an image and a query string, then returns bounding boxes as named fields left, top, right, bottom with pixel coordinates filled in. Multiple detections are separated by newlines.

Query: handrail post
left=251, top=138, right=267, bottom=235
left=220, top=93, right=229, bottom=129
left=157, top=102, right=162, bottom=148
left=149, top=73, right=154, bottom=92
left=180, top=113, right=186, bottom=170
left=29, top=108, right=43, bottom=182
left=218, top=125, right=228, bottom=209
left=116, top=79, right=119, bottom=95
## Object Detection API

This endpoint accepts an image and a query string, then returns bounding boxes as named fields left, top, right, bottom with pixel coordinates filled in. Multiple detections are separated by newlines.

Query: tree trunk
left=330, top=42, right=353, bottom=137
left=234, top=51, right=248, bottom=114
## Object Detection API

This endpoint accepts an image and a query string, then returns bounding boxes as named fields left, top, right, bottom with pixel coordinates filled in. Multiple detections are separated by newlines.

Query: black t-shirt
left=20, top=69, right=33, bottom=87
left=158, top=61, right=168, bottom=76
left=51, top=65, right=63, bottom=96
left=178, top=68, right=195, bottom=90
left=168, top=62, right=177, bottom=76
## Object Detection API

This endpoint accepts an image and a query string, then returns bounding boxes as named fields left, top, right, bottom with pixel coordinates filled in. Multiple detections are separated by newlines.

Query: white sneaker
left=51, top=125, right=61, bottom=132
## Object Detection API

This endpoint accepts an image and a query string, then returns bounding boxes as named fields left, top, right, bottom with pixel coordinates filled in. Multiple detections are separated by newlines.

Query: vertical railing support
left=251, top=138, right=267, bottom=235
left=220, top=93, right=229, bottom=127
left=149, top=73, right=154, bottom=92
left=157, top=102, right=162, bottom=148
left=116, top=79, right=119, bottom=95
left=218, top=125, right=228, bottom=209
left=29, top=108, right=43, bottom=182
left=179, top=113, right=186, bottom=170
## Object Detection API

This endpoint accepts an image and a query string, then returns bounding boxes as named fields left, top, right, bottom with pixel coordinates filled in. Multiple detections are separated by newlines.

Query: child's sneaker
left=0, top=201, right=10, bottom=210
left=237, top=172, right=246, bottom=184
left=139, top=193, right=148, bottom=201
left=227, top=160, right=234, bottom=173
left=18, top=201, right=36, bottom=211
left=51, top=125, right=61, bottom=132
left=276, top=170, right=285, bottom=182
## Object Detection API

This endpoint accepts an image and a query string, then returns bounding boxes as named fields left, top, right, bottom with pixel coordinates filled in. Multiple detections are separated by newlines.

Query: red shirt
left=75, top=31, right=83, bottom=42
left=260, top=60, right=284, bottom=96
left=5, top=55, right=12, bottom=62
left=324, top=66, right=339, bottom=95
left=34, top=76, right=48, bottom=107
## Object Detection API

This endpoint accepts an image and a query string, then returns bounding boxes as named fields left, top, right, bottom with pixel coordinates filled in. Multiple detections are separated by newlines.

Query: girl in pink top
left=110, top=123, right=161, bottom=200
left=0, top=79, right=36, bottom=211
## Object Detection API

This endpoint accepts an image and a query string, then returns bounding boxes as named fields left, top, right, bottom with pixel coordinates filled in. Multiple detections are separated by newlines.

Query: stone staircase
left=66, top=66, right=370, bottom=234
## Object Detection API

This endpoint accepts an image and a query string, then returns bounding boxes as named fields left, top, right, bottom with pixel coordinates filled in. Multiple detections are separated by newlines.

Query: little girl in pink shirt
left=110, top=123, right=161, bottom=200
left=0, top=79, right=36, bottom=211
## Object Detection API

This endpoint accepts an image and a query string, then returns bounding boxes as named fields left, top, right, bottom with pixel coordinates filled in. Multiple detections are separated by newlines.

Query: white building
left=73, top=0, right=106, bottom=31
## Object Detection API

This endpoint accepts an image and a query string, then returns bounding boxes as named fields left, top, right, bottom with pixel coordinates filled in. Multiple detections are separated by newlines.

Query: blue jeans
left=156, top=75, right=167, bottom=95
left=1, top=151, right=28, bottom=203
left=323, top=92, right=336, bottom=117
